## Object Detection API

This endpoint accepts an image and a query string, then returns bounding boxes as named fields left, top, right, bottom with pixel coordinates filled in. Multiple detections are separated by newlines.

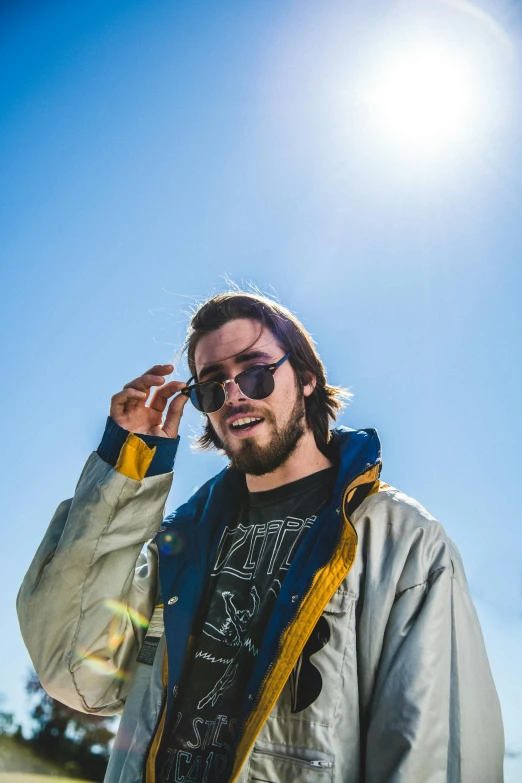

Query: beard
left=216, top=395, right=307, bottom=476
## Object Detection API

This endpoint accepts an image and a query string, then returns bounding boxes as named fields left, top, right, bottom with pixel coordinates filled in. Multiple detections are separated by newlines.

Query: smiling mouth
left=229, top=416, right=264, bottom=433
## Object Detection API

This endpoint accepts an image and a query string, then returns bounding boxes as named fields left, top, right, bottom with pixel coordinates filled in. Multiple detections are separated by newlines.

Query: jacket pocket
left=250, top=740, right=334, bottom=783
left=270, top=588, right=356, bottom=727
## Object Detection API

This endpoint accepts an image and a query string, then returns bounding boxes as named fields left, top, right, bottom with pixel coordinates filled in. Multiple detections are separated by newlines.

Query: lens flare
left=107, top=616, right=128, bottom=650
left=158, top=530, right=184, bottom=556
left=74, top=648, right=131, bottom=682
left=105, top=599, right=150, bottom=629
left=72, top=600, right=152, bottom=681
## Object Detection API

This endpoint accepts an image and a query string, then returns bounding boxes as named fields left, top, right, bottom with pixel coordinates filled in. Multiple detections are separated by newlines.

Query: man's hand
left=110, top=364, right=188, bottom=438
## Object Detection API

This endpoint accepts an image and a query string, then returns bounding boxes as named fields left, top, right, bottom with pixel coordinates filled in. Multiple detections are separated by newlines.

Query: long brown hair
left=183, top=290, right=351, bottom=451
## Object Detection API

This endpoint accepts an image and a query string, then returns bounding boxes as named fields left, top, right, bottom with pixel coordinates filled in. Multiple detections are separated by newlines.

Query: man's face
left=194, top=318, right=312, bottom=475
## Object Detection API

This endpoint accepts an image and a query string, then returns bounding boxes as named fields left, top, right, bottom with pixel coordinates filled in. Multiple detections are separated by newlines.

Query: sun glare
left=361, top=42, right=483, bottom=156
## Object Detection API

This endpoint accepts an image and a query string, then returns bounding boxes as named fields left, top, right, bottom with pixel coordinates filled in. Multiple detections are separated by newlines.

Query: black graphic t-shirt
left=156, top=466, right=336, bottom=783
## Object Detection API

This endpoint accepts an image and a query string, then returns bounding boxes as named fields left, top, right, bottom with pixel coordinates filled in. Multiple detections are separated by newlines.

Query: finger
left=123, top=373, right=168, bottom=394
left=149, top=381, right=188, bottom=414
left=145, top=364, right=174, bottom=375
left=122, top=364, right=173, bottom=391
left=163, top=391, right=190, bottom=438
left=110, top=388, right=147, bottom=416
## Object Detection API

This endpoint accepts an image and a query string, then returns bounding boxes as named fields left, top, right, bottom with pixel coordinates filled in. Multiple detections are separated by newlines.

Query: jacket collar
left=218, top=425, right=382, bottom=506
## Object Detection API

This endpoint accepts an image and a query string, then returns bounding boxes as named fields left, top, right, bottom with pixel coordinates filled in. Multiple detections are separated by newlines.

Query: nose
left=223, top=378, right=245, bottom=406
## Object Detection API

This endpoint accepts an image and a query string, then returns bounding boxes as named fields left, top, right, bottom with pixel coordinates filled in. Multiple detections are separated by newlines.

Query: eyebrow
left=198, top=351, right=274, bottom=382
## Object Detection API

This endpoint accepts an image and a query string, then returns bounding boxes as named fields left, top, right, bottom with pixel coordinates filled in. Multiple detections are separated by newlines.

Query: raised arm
left=17, top=366, right=188, bottom=715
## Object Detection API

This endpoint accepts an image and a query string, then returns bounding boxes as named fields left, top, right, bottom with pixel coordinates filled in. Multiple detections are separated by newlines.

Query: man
left=18, top=291, right=504, bottom=782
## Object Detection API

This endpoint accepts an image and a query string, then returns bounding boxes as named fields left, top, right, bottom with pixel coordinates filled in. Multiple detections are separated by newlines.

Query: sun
left=360, top=41, right=483, bottom=156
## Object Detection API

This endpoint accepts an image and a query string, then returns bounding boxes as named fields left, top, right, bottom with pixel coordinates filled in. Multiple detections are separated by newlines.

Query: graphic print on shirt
left=289, top=615, right=331, bottom=712
left=192, top=515, right=316, bottom=713
left=212, top=515, right=316, bottom=580
left=197, top=586, right=260, bottom=709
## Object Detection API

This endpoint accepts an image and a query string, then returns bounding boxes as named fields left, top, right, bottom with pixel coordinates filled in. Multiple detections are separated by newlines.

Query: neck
left=245, top=429, right=333, bottom=492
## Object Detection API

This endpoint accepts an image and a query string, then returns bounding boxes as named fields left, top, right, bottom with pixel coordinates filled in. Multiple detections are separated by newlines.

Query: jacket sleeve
left=17, top=447, right=174, bottom=716
left=365, top=546, right=505, bottom=782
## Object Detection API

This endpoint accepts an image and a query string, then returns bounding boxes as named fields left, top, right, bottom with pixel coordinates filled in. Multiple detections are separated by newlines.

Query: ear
left=303, top=372, right=316, bottom=398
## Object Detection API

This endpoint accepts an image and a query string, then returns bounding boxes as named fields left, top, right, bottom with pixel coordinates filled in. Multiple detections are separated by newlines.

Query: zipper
left=241, top=551, right=335, bottom=723
left=232, top=461, right=380, bottom=780
left=240, top=553, right=338, bottom=732
left=243, top=468, right=365, bottom=716
left=234, top=471, right=364, bottom=763
left=141, top=685, right=167, bottom=783
left=253, top=746, right=334, bottom=769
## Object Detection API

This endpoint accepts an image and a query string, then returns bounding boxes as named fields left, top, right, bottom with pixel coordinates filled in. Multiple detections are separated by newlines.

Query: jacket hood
left=325, top=426, right=382, bottom=501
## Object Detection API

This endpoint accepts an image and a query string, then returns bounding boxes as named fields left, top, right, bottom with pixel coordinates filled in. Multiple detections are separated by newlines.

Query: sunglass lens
left=238, top=366, right=275, bottom=400
left=190, top=382, right=225, bottom=413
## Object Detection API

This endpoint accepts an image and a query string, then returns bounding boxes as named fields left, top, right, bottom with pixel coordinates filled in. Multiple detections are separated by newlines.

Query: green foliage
left=0, top=692, right=16, bottom=737
left=0, top=706, right=15, bottom=736
left=25, top=669, right=116, bottom=782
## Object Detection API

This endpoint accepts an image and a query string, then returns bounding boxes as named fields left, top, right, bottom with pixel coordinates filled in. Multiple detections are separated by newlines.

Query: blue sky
left=1, top=0, right=521, bottom=777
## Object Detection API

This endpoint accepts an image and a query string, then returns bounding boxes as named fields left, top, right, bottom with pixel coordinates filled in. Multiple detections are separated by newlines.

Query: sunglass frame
left=180, top=352, right=291, bottom=413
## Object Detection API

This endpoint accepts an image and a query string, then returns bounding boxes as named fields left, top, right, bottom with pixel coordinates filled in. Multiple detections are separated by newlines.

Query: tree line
left=0, top=669, right=115, bottom=781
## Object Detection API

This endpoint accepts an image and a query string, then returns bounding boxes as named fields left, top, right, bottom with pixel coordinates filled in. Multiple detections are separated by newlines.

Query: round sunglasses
left=180, top=353, right=291, bottom=413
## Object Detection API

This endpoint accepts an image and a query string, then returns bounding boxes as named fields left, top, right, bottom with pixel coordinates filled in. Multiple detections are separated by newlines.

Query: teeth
left=231, top=417, right=262, bottom=428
